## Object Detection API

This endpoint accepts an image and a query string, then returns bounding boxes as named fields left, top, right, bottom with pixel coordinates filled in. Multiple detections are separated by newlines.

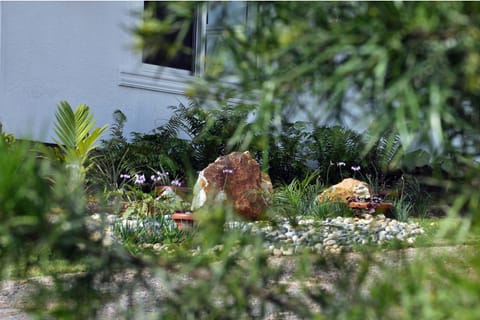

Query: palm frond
left=52, top=101, right=108, bottom=178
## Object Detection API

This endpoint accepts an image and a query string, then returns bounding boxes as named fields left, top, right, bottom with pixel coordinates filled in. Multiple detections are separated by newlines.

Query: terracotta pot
left=348, top=201, right=393, bottom=214
left=172, top=211, right=195, bottom=230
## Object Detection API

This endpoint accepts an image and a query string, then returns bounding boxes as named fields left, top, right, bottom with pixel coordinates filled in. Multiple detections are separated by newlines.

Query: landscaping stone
left=317, top=178, right=371, bottom=203
left=191, top=151, right=273, bottom=220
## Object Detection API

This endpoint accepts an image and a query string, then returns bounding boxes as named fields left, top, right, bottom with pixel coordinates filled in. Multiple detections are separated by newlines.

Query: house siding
left=0, top=1, right=188, bottom=142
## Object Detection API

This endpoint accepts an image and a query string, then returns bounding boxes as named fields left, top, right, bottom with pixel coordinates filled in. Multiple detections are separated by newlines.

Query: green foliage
left=89, top=145, right=130, bottom=192
left=363, top=130, right=403, bottom=181
left=271, top=171, right=323, bottom=225
left=266, top=121, right=312, bottom=185
left=53, top=101, right=108, bottom=183
left=129, top=3, right=480, bottom=318
left=313, top=200, right=354, bottom=220
left=113, top=215, right=188, bottom=251
left=89, top=109, right=131, bottom=191
left=157, top=205, right=315, bottom=319
left=90, top=108, right=190, bottom=192
left=392, top=198, right=415, bottom=222
left=165, top=102, right=319, bottom=185
left=0, top=138, right=147, bottom=318
left=92, top=102, right=255, bottom=190
left=128, top=132, right=191, bottom=180
left=0, top=140, right=63, bottom=278
left=115, top=185, right=190, bottom=219
left=392, top=175, right=432, bottom=220
left=0, top=124, right=16, bottom=146
left=92, top=103, right=433, bottom=194
left=4, top=2, right=479, bottom=318
left=164, top=101, right=255, bottom=171
left=307, top=125, right=365, bottom=185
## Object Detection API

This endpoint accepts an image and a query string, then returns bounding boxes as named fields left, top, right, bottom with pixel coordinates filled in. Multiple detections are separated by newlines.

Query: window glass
left=207, top=2, right=247, bottom=28
left=142, top=2, right=196, bottom=72
left=140, top=1, right=252, bottom=78
left=205, top=1, right=249, bottom=77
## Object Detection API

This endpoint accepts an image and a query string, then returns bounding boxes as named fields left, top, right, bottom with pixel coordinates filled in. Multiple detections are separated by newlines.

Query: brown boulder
left=191, top=151, right=272, bottom=220
left=317, top=178, right=371, bottom=203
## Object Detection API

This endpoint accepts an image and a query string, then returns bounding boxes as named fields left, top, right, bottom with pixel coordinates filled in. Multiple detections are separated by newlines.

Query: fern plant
left=266, top=121, right=311, bottom=185
left=363, top=130, right=403, bottom=178
left=307, top=125, right=365, bottom=185
left=163, top=101, right=255, bottom=170
left=53, top=101, right=108, bottom=183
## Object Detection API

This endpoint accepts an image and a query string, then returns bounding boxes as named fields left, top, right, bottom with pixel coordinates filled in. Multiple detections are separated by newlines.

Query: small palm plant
left=272, top=170, right=323, bottom=226
left=53, top=101, right=108, bottom=184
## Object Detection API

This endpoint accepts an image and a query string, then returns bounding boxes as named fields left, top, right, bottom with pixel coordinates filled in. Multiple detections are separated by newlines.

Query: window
left=119, top=1, right=253, bottom=94
left=142, top=2, right=196, bottom=72
left=204, top=2, right=250, bottom=76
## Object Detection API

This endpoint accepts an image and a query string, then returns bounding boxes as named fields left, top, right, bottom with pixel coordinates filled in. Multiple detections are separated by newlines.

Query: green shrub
left=0, top=120, right=149, bottom=318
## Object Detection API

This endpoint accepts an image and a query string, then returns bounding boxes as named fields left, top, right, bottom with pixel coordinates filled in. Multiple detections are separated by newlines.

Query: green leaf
left=52, top=101, right=108, bottom=181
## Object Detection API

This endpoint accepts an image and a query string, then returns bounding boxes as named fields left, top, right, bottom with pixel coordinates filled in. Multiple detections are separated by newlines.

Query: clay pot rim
left=348, top=201, right=393, bottom=209
left=172, top=212, right=195, bottom=220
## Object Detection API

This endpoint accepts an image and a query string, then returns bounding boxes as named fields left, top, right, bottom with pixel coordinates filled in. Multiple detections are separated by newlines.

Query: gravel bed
left=226, top=214, right=425, bottom=256
left=93, top=212, right=425, bottom=256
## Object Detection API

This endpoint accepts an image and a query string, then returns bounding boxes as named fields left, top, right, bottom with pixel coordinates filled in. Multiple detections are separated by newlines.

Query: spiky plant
left=272, top=170, right=323, bottom=226
left=53, top=101, right=108, bottom=184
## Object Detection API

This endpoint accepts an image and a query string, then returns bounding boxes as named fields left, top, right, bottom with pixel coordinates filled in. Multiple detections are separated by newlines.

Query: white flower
left=134, top=174, right=146, bottom=184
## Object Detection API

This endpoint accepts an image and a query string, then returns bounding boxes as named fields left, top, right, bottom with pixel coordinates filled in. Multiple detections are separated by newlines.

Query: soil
left=0, top=245, right=475, bottom=319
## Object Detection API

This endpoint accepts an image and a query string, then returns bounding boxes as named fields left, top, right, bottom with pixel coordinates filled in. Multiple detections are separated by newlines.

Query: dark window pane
left=143, top=2, right=195, bottom=72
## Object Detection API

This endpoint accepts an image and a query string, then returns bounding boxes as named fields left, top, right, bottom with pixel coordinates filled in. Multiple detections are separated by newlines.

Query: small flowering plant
left=115, top=168, right=188, bottom=217
left=149, top=169, right=183, bottom=188
left=119, top=168, right=183, bottom=189
left=115, top=169, right=186, bottom=208
left=222, top=167, right=234, bottom=191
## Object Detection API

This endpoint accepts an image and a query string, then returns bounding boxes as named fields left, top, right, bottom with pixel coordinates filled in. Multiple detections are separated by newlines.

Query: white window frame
left=118, top=2, right=256, bottom=95
left=118, top=3, right=207, bottom=95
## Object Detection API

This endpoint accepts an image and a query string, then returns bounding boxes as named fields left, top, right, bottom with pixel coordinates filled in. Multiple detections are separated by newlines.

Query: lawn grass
left=5, top=258, right=87, bottom=280
left=413, top=216, right=480, bottom=248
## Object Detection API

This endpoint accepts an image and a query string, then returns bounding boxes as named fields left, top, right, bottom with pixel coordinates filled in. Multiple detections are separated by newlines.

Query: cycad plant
left=53, top=101, right=108, bottom=184
left=272, top=170, right=323, bottom=226
left=88, top=110, right=132, bottom=192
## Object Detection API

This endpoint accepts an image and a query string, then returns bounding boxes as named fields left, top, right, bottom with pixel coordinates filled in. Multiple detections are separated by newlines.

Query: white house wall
left=0, top=1, right=189, bottom=143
